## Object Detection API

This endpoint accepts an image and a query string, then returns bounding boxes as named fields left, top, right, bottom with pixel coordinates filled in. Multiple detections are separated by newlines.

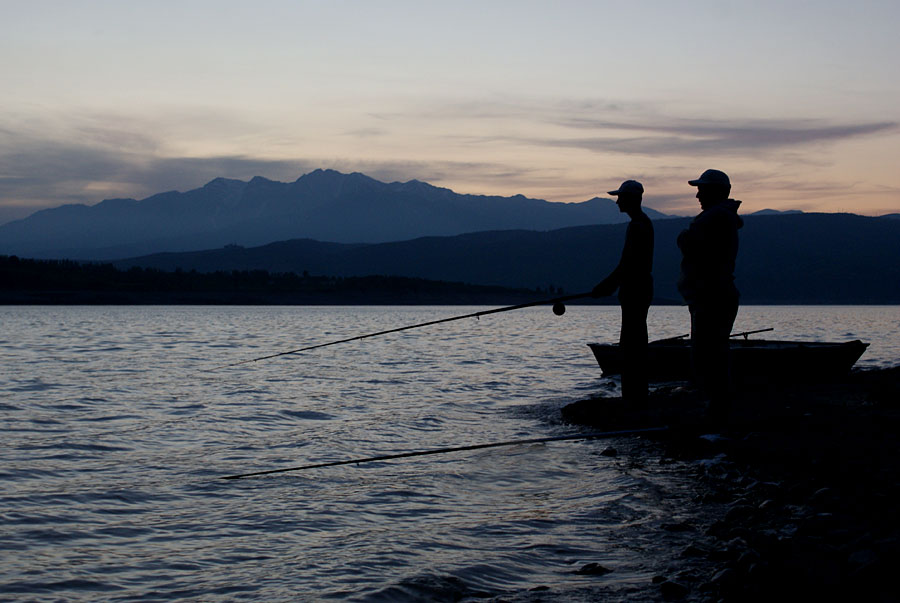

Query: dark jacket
left=602, top=211, right=654, bottom=305
left=677, top=199, right=743, bottom=304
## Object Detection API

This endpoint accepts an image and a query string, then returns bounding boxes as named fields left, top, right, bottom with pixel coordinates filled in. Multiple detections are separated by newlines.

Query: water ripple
left=1, top=305, right=896, bottom=600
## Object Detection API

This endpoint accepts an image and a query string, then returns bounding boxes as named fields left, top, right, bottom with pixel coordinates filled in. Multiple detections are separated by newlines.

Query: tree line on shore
left=0, top=255, right=568, bottom=305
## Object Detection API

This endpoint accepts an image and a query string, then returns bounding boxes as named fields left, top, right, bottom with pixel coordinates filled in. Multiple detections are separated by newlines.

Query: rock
left=652, top=575, right=668, bottom=584
left=848, top=549, right=885, bottom=583
left=737, top=550, right=761, bottom=570
left=758, top=498, right=777, bottom=511
left=680, top=544, right=709, bottom=558
left=706, top=520, right=730, bottom=537
left=711, top=567, right=738, bottom=585
left=707, top=547, right=737, bottom=562
left=746, top=560, right=769, bottom=580
left=749, top=480, right=783, bottom=498
left=725, top=504, right=756, bottom=523
left=810, top=486, right=836, bottom=507
left=574, top=562, right=613, bottom=576
left=848, top=548, right=878, bottom=569
left=799, top=512, right=836, bottom=536
left=659, top=580, right=689, bottom=600
left=662, top=521, right=693, bottom=532
left=749, top=529, right=780, bottom=555
left=600, top=447, right=618, bottom=457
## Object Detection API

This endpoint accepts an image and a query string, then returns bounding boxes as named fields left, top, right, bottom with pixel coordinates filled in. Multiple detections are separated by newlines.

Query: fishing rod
left=208, top=291, right=594, bottom=371
left=220, top=426, right=668, bottom=480
left=730, top=327, right=774, bottom=340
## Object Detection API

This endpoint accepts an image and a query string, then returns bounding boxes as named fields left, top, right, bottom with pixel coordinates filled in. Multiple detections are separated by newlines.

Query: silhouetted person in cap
left=678, top=169, right=743, bottom=421
left=593, top=180, right=654, bottom=406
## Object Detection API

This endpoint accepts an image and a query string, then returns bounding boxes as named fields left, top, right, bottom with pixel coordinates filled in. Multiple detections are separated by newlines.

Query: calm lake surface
left=2, top=305, right=898, bottom=601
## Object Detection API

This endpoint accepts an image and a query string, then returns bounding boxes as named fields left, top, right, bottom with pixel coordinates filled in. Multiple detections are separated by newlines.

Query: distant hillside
left=0, top=169, right=673, bottom=260
left=113, top=213, right=900, bottom=304
left=0, top=256, right=563, bottom=305
left=747, top=209, right=803, bottom=216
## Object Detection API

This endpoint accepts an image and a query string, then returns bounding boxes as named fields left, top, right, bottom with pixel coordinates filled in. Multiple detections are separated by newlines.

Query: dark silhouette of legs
left=620, top=301, right=650, bottom=406
left=689, top=297, right=738, bottom=420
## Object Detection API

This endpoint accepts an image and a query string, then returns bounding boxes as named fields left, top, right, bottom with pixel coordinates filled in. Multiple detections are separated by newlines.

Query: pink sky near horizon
left=1, top=1, right=898, bottom=225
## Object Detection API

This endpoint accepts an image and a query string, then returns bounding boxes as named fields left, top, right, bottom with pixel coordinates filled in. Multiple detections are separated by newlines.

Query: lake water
left=2, top=305, right=898, bottom=601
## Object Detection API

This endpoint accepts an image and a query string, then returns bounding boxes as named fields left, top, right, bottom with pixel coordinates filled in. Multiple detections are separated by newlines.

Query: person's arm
left=592, top=225, right=629, bottom=297
left=592, top=263, right=622, bottom=297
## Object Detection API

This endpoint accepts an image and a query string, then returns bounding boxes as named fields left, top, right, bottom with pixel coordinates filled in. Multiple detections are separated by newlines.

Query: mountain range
left=0, top=169, right=673, bottom=260
left=4, top=168, right=897, bottom=303
left=111, top=213, right=900, bottom=304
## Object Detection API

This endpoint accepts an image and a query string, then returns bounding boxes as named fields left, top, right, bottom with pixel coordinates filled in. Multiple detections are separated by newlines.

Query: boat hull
left=587, top=339, right=869, bottom=383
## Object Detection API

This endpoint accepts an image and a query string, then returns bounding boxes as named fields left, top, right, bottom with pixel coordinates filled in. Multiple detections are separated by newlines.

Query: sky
left=1, top=0, right=899, bottom=225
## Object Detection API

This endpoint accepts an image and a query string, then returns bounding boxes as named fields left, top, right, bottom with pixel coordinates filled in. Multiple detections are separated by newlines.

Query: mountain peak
left=0, top=168, right=680, bottom=259
left=204, top=176, right=246, bottom=189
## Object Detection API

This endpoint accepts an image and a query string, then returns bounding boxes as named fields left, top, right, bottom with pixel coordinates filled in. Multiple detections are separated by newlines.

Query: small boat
left=587, top=328, right=869, bottom=383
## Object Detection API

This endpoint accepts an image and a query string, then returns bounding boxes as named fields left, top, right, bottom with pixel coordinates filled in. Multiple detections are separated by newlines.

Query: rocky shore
left=560, top=367, right=900, bottom=602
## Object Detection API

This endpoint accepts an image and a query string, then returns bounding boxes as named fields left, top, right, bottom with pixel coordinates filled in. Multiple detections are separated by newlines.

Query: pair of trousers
left=689, top=297, right=739, bottom=407
left=619, top=302, right=650, bottom=404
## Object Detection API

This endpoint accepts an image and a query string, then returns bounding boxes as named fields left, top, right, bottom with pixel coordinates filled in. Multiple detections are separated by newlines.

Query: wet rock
left=725, top=504, right=756, bottom=523
left=707, top=547, right=737, bottom=562
left=748, top=529, right=780, bottom=555
left=652, top=575, right=667, bottom=584
left=810, top=487, right=836, bottom=507
left=704, top=537, right=748, bottom=563
left=680, top=544, right=709, bottom=558
left=848, top=548, right=878, bottom=570
left=725, top=537, right=749, bottom=551
left=662, top=521, right=693, bottom=532
left=659, top=580, right=689, bottom=600
left=674, top=569, right=702, bottom=583
left=827, top=528, right=855, bottom=547
left=874, top=535, right=900, bottom=556
left=600, top=446, right=618, bottom=457
left=785, top=504, right=812, bottom=520
left=709, top=567, right=738, bottom=590
left=699, top=433, right=731, bottom=444
left=758, top=498, right=777, bottom=511
left=573, top=562, right=613, bottom=576
left=528, top=585, right=550, bottom=592
left=737, top=550, right=761, bottom=571
left=798, top=512, right=836, bottom=537
left=736, top=474, right=756, bottom=487
left=746, top=559, right=770, bottom=582
left=748, top=480, right=783, bottom=498
left=706, top=520, right=734, bottom=537
left=699, top=491, right=733, bottom=504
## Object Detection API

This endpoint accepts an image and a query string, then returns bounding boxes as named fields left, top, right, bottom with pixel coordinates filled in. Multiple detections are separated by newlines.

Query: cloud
left=539, top=117, right=898, bottom=155
left=0, top=117, right=555, bottom=224
left=389, top=97, right=897, bottom=156
left=2, top=99, right=896, bottom=224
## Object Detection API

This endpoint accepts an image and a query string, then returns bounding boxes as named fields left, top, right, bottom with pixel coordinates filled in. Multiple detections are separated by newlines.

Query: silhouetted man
left=593, top=180, right=654, bottom=405
left=677, top=169, right=743, bottom=421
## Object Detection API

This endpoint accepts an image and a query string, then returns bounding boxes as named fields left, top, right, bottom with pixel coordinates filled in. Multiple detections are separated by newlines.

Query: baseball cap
left=608, top=180, right=644, bottom=196
left=688, top=169, right=730, bottom=187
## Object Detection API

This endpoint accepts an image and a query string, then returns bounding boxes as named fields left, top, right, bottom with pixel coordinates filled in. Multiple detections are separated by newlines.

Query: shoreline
left=558, top=367, right=900, bottom=601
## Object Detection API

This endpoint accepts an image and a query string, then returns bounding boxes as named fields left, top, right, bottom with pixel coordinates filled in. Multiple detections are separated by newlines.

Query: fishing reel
left=552, top=301, right=566, bottom=316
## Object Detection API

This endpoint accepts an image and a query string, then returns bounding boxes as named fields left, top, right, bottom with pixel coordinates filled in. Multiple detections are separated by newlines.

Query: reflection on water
left=1, top=305, right=897, bottom=600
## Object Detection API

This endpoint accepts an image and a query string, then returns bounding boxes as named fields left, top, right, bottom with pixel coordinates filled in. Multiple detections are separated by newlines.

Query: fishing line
left=221, top=426, right=668, bottom=480
left=208, top=291, right=593, bottom=371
